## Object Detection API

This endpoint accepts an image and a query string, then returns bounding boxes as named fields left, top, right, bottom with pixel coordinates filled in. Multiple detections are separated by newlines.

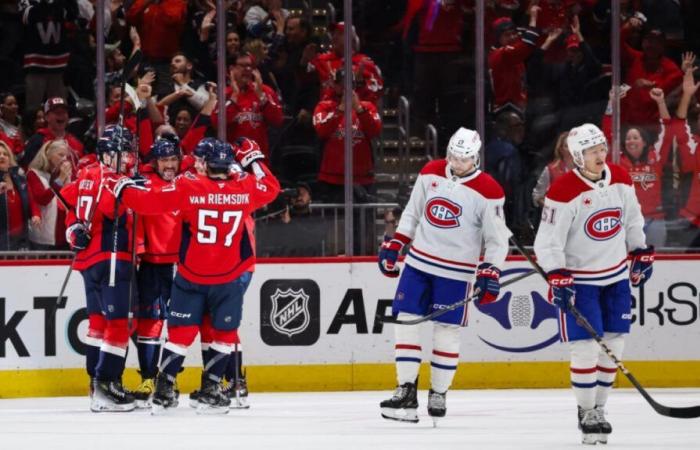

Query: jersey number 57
left=197, top=209, right=242, bottom=247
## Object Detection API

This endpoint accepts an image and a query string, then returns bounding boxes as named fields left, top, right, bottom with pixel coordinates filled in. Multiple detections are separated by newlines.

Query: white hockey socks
left=596, top=333, right=624, bottom=407
left=394, top=313, right=422, bottom=385
left=431, top=322, right=460, bottom=394
left=569, top=339, right=599, bottom=410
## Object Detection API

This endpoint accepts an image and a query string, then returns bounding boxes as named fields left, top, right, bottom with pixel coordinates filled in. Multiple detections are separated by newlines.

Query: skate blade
left=196, top=403, right=230, bottom=415
left=90, top=399, right=135, bottom=413
left=188, top=398, right=199, bottom=409
left=150, top=402, right=177, bottom=415
left=431, top=416, right=441, bottom=428
left=134, top=398, right=152, bottom=409
left=380, top=407, right=419, bottom=423
left=230, top=397, right=250, bottom=409
left=581, top=433, right=598, bottom=445
left=597, top=433, right=609, bottom=445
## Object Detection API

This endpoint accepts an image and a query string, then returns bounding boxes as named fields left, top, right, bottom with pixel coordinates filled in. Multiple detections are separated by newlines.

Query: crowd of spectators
left=2, top=0, right=700, bottom=252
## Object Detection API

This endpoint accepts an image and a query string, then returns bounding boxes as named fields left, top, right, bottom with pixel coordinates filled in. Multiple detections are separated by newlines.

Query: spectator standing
left=27, top=139, right=72, bottom=249
left=19, top=0, right=79, bottom=111
left=0, top=93, right=23, bottom=154
left=532, top=131, right=574, bottom=207
left=0, top=141, right=40, bottom=250
left=157, top=53, right=209, bottom=114
left=244, top=0, right=288, bottom=40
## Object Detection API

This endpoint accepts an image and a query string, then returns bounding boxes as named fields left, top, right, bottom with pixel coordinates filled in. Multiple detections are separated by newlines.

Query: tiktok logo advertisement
left=260, top=279, right=320, bottom=346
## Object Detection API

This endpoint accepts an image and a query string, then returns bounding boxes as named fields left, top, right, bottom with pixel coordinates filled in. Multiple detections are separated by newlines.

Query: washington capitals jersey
left=534, top=164, right=646, bottom=286
left=138, top=172, right=182, bottom=264
left=120, top=166, right=280, bottom=284
left=395, top=159, right=511, bottom=281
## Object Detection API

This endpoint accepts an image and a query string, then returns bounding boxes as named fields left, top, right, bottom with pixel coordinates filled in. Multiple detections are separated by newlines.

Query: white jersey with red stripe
left=394, top=159, right=511, bottom=281
left=534, top=163, right=647, bottom=286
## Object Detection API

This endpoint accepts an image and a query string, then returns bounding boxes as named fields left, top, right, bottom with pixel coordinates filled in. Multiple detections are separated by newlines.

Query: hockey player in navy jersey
left=61, top=125, right=142, bottom=412
left=378, top=127, right=511, bottom=424
left=534, top=123, right=654, bottom=445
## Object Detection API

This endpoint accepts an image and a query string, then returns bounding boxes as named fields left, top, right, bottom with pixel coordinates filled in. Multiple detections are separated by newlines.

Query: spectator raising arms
left=0, top=141, right=40, bottom=250
left=27, top=139, right=72, bottom=249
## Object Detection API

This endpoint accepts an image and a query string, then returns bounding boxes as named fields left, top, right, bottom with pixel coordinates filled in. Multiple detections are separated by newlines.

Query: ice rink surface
left=1, top=388, right=699, bottom=450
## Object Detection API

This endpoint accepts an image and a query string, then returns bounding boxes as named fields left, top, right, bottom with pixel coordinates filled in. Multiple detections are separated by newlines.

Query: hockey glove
left=113, top=175, right=147, bottom=199
left=66, top=222, right=91, bottom=250
left=377, top=233, right=410, bottom=278
left=474, top=263, right=501, bottom=305
left=546, top=269, right=575, bottom=311
left=629, top=246, right=654, bottom=287
left=234, top=137, right=265, bottom=169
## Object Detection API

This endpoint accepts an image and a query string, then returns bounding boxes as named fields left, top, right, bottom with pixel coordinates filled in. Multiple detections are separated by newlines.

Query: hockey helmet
left=194, top=137, right=218, bottom=159
left=446, top=127, right=481, bottom=168
left=205, top=141, right=236, bottom=170
left=566, top=123, right=607, bottom=168
left=149, top=138, right=181, bottom=160
left=96, top=124, right=134, bottom=155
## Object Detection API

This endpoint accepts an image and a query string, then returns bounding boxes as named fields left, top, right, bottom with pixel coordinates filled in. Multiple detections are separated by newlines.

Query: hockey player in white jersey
left=534, top=123, right=654, bottom=445
left=378, top=127, right=511, bottom=424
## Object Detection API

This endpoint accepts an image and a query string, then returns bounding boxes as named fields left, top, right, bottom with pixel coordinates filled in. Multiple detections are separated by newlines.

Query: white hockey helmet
left=447, top=127, right=482, bottom=168
left=566, top=123, right=608, bottom=168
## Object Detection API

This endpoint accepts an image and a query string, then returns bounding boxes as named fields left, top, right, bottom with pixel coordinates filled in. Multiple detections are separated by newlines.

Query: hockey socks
left=95, top=344, right=127, bottom=381
left=136, top=337, right=161, bottom=380
left=431, top=322, right=460, bottom=394
left=203, top=343, right=232, bottom=382
left=85, top=338, right=102, bottom=379
left=159, top=342, right=187, bottom=380
left=394, top=313, right=422, bottom=384
left=596, top=333, right=624, bottom=407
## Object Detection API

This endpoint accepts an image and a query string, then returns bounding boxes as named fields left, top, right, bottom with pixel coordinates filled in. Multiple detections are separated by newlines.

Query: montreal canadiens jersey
left=396, top=159, right=511, bottom=281
left=534, top=164, right=647, bottom=286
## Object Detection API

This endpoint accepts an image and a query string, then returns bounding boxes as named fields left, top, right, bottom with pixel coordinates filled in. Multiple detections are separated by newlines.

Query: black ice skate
left=132, top=378, right=155, bottom=408
left=90, top=378, right=135, bottom=412
left=427, top=389, right=447, bottom=427
left=196, top=377, right=231, bottom=414
left=578, top=406, right=603, bottom=445
left=223, top=372, right=250, bottom=409
left=594, top=406, right=612, bottom=444
left=380, top=381, right=419, bottom=423
left=151, top=374, right=179, bottom=414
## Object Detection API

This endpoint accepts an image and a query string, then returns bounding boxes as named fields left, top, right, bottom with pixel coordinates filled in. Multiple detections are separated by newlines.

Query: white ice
left=1, top=389, right=699, bottom=450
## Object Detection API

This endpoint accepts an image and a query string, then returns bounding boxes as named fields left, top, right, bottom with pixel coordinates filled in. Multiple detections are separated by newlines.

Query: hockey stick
left=509, top=235, right=700, bottom=419
left=379, top=268, right=537, bottom=325
left=108, top=49, right=143, bottom=287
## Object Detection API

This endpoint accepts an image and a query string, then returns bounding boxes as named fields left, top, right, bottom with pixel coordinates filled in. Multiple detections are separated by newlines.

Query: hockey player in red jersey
left=534, top=123, right=654, bottom=444
left=130, top=138, right=184, bottom=407
left=61, top=124, right=142, bottom=412
left=113, top=139, right=280, bottom=414
left=378, top=128, right=511, bottom=425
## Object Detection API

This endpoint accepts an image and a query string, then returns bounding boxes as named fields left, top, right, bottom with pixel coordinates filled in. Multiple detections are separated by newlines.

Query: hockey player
left=533, top=123, right=654, bottom=445
left=131, top=138, right=183, bottom=407
left=61, top=124, right=141, bottom=412
left=113, top=140, right=280, bottom=414
left=378, top=127, right=511, bottom=424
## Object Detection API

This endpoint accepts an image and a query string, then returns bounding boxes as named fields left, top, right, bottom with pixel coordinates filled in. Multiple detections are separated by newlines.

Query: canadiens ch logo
left=425, top=197, right=462, bottom=228
left=584, top=208, right=622, bottom=241
left=270, top=288, right=311, bottom=337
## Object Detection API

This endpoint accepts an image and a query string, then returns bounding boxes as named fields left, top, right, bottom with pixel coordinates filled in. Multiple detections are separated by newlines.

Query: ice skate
left=224, top=373, right=250, bottom=409
left=380, top=381, right=419, bottom=423
left=427, top=389, right=446, bottom=427
left=90, top=379, right=135, bottom=412
left=151, top=374, right=179, bottom=414
left=578, top=406, right=603, bottom=445
left=594, top=406, right=612, bottom=444
left=196, top=377, right=231, bottom=415
left=132, top=378, right=155, bottom=408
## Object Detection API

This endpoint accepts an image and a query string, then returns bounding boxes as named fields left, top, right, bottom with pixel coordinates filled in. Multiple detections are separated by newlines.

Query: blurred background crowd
left=2, top=0, right=700, bottom=256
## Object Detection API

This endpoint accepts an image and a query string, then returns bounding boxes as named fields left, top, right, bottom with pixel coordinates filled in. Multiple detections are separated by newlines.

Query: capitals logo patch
left=425, top=197, right=462, bottom=228
left=584, top=208, right=622, bottom=241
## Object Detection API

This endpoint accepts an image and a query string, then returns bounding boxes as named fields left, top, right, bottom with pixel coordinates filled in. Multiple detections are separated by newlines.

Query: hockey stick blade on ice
left=379, top=268, right=537, bottom=325
left=509, top=235, right=700, bottom=419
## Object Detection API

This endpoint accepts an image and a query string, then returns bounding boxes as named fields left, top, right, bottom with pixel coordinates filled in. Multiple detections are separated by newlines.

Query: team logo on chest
left=425, top=197, right=462, bottom=228
left=584, top=208, right=622, bottom=241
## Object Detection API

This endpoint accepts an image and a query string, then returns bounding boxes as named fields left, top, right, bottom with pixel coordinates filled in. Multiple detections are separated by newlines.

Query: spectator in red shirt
left=313, top=70, right=382, bottom=202
left=0, top=141, right=40, bottom=250
left=488, top=6, right=541, bottom=114
left=21, top=97, right=84, bottom=169
left=126, top=0, right=187, bottom=97
left=26, top=139, right=72, bottom=249
left=211, top=52, right=284, bottom=159
left=621, top=18, right=683, bottom=129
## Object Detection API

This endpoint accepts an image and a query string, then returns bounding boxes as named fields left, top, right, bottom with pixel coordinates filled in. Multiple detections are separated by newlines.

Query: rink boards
left=0, top=256, right=699, bottom=397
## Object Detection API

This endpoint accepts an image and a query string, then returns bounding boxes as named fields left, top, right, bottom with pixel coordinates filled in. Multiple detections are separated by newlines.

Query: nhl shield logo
left=270, top=288, right=311, bottom=337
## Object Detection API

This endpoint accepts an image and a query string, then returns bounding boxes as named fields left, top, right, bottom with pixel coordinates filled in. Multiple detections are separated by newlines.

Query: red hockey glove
left=629, top=246, right=654, bottom=287
left=377, top=233, right=410, bottom=278
left=234, top=137, right=265, bottom=169
left=474, top=263, right=501, bottom=305
left=546, top=269, right=575, bottom=311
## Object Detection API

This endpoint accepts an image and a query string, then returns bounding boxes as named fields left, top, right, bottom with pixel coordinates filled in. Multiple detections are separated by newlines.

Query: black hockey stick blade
left=379, top=268, right=537, bottom=325
left=626, top=371, right=700, bottom=419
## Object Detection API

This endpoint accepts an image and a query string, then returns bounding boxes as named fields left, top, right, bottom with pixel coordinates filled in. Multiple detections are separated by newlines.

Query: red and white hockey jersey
left=534, top=164, right=647, bottom=286
left=395, top=159, right=511, bottom=281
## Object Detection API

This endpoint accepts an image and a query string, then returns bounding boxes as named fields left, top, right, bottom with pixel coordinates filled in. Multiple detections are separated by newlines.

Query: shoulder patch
left=608, top=163, right=634, bottom=186
left=463, top=172, right=505, bottom=200
left=420, top=159, right=448, bottom=177
left=546, top=171, right=592, bottom=203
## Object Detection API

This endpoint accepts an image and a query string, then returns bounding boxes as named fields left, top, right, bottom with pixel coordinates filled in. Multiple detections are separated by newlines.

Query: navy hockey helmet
left=96, top=124, right=134, bottom=155
left=205, top=141, right=235, bottom=170
left=194, top=137, right=218, bottom=159
left=149, top=138, right=181, bottom=160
